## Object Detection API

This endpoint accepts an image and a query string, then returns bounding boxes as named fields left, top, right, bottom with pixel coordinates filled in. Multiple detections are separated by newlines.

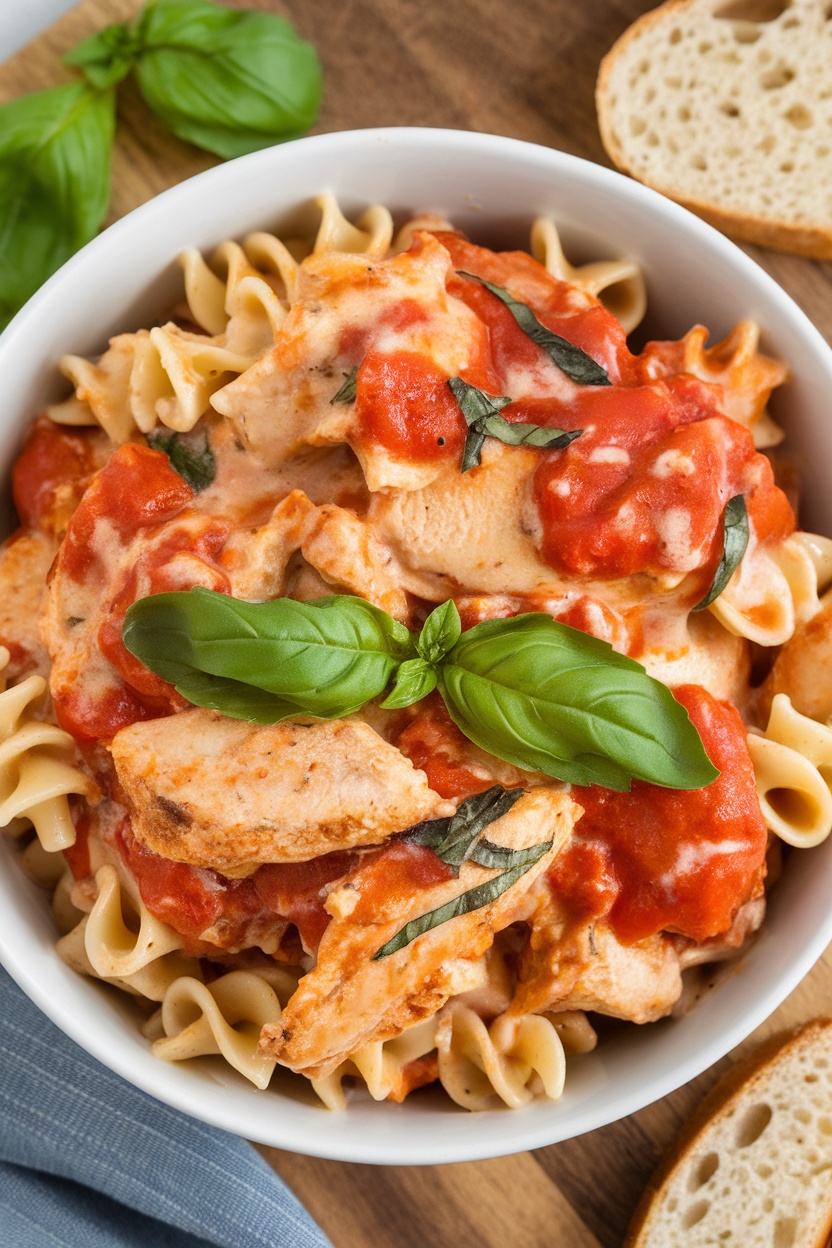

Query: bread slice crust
left=625, top=1018, right=832, bottom=1247
left=596, top=0, right=832, bottom=259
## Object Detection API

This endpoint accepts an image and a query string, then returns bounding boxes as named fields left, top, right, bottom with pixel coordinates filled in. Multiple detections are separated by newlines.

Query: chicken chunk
left=511, top=892, right=685, bottom=1024
left=368, top=442, right=557, bottom=599
left=761, top=592, right=832, bottom=723
left=111, top=709, right=448, bottom=873
left=0, top=530, right=55, bottom=679
left=261, top=788, right=579, bottom=1078
left=224, top=489, right=409, bottom=620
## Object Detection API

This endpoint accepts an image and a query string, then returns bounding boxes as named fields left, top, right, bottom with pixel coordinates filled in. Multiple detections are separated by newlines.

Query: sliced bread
left=625, top=1018, right=832, bottom=1247
left=596, top=0, right=832, bottom=258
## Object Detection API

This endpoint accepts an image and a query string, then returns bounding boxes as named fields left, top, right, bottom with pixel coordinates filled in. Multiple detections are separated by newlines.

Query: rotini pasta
left=2, top=194, right=829, bottom=1119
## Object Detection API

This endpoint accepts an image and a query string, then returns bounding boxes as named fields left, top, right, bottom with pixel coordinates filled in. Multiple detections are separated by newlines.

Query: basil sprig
left=123, top=590, right=414, bottom=724
left=372, top=842, right=551, bottom=960
left=693, top=494, right=749, bottom=612
left=457, top=272, right=611, bottom=387
left=67, top=0, right=322, bottom=158
left=0, top=82, right=115, bottom=332
left=447, top=376, right=581, bottom=471
left=147, top=426, right=216, bottom=493
left=124, top=591, right=718, bottom=791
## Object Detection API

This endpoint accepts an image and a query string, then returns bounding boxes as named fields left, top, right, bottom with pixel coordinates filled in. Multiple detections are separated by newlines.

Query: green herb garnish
left=67, top=0, right=322, bottom=159
left=330, top=366, right=359, bottom=405
left=1, top=0, right=321, bottom=330
left=693, top=494, right=749, bottom=612
left=457, top=271, right=611, bottom=387
left=123, top=593, right=718, bottom=792
left=147, top=426, right=216, bottom=493
left=447, top=376, right=581, bottom=471
left=406, top=785, right=526, bottom=871
left=0, top=83, right=115, bottom=332
left=371, top=842, right=552, bottom=960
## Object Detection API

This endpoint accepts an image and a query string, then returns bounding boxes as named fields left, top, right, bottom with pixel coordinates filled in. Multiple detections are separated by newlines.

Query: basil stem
left=693, top=494, right=749, bottom=612
left=330, top=366, right=358, bottom=405
left=147, top=426, right=216, bottom=493
left=457, top=271, right=611, bottom=386
left=372, top=841, right=551, bottom=960
left=0, top=82, right=115, bottom=331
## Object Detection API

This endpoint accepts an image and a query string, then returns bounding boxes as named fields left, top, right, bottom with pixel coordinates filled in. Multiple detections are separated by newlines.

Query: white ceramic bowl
left=2, top=128, right=832, bottom=1164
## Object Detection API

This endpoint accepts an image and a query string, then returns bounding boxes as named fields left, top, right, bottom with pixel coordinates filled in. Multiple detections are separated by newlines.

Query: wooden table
left=3, top=3, right=832, bottom=1244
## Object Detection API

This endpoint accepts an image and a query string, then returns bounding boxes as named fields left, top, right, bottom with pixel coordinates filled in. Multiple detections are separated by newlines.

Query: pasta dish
left=1, top=194, right=831, bottom=1111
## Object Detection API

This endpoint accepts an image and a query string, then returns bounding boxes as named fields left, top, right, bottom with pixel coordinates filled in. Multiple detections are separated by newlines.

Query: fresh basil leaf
left=457, top=272, right=611, bottom=387
left=380, top=658, right=437, bottom=709
left=469, top=838, right=544, bottom=870
left=123, top=589, right=414, bottom=720
left=478, top=412, right=582, bottom=452
left=447, top=376, right=511, bottom=427
left=0, top=82, right=114, bottom=331
left=693, top=494, right=749, bottom=612
left=461, top=427, right=488, bottom=473
left=372, top=842, right=551, bottom=960
left=417, top=599, right=462, bottom=665
left=432, top=785, right=525, bottom=870
left=131, top=0, right=322, bottom=158
left=64, top=22, right=142, bottom=89
left=146, top=425, right=216, bottom=492
left=330, top=365, right=358, bottom=405
left=156, top=666, right=304, bottom=724
left=438, top=614, right=719, bottom=790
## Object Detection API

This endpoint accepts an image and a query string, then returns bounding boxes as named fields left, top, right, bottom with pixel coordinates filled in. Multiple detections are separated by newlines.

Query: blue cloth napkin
left=0, top=966, right=333, bottom=1248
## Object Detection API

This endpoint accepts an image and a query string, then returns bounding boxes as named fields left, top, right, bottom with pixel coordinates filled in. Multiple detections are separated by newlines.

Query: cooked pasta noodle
left=530, top=216, right=647, bottom=334
left=311, top=1017, right=439, bottom=1110
left=435, top=1004, right=567, bottom=1111
left=149, top=969, right=295, bottom=1089
left=0, top=647, right=94, bottom=853
left=747, top=695, right=832, bottom=849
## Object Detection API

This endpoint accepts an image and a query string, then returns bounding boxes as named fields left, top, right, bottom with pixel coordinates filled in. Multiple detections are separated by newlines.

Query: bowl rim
left=2, top=125, right=832, bottom=1164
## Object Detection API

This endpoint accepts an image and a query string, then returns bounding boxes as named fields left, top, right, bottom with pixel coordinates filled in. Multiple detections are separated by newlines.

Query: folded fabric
left=0, top=966, right=333, bottom=1248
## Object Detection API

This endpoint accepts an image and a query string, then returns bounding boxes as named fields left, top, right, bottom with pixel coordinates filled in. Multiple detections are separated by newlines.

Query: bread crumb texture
left=597, top=0, right=832, bottom=256
left=627, top=1019, right=832, bottom=1247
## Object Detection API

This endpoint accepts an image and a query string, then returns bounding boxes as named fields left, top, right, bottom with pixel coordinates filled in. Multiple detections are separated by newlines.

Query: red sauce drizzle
left=396, top=694, right=495, bottom=799
left=548, top=685, right=768, bottom=943
left=12, top=417, right=101, bottom=533
left=116, top=821, right=360, bottom=953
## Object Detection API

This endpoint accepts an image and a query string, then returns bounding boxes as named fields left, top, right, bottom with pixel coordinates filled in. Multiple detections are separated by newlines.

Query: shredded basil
left=147, top=426, right=216, bottom=493
left=330, top=365, right=358, bottom=405
left=693, top=494, right=749, bottom=611
left=457, top=271, right=611, bottom=386
left=371, top=841, right=551, bottom=960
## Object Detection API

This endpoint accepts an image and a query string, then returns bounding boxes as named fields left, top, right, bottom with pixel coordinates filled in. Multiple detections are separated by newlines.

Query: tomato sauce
left=58, top=444, right=194, bottom=584
left=116, top=820, right=360, bottom=953
left=548, top=685, right=768, bottom=943
left=354, top=231, right=794, bottom=586
left=395, top=694, right=496, bottom=799
left=346, top=840, right=454, bottom=925
left=12, top=417, right=102, bottom=534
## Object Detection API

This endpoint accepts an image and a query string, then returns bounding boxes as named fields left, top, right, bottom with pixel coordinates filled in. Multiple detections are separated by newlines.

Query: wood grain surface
left=2, top=3, right=832, bottom=1245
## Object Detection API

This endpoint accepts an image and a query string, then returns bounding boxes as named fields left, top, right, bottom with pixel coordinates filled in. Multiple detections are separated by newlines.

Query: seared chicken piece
left=211, top=234, right=486, bottom=492
left=761, top=592, right=832, bottom=723
left=512, top=892, right=685, bottom=1024
left=368, top=442, right=557, bottom=599
left=261, top=788, right=579, bottom=1078
left=0, top=530, right=56, bottom=679
left=111, top=710, right=449, bottom=873
left=225, top=489, right=409, bottom=620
